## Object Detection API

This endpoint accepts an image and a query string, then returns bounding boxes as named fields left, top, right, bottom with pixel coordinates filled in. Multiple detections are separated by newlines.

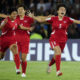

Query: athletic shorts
left=0, top=35, right=17, bottom=52
left=16, top=33, right=30, bottom=54
left=18, top=41, right=30, bottom=54
left=49, top=39, right=66, bottom=52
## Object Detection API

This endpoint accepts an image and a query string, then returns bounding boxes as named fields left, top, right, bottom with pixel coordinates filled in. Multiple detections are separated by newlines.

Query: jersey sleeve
left=1, top=20, right=5, bottom=26
left=45, top=17, right=53, bottom=24
left=68, top=17, right=74, bottom=25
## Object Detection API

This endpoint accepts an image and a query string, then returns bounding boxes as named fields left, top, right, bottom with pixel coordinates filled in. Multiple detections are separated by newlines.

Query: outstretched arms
left=28, top=13, right=47, bottom=22
left=28, top=12, right=54, bottom=23
left=0, top=14, right=8, bottom=18
left=73, top=20, right=80, bottom=24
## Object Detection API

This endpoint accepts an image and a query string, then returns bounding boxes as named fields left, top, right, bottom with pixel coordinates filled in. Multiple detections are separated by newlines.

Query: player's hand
left=30, top=27, right=35, bottom=31
left=4, top=18, right=8, bottom=24
left=27, top=11, right=34, bottom=18
left=28, top=13, right=34, bottom=18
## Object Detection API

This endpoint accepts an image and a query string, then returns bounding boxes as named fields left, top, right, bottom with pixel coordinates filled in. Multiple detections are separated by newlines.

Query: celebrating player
left=28, top=4, right=80, bottom=76
left=15, top=5, right=34, bottom=77
left=0, top=9, right=21, bottom=74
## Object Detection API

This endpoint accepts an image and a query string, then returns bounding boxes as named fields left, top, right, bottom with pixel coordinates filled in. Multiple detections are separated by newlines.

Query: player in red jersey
left=15, top=5, right=34, bottom=77
left=28, top=4, right=80, bottom=76
left=0, top=9, right=21, bottom=74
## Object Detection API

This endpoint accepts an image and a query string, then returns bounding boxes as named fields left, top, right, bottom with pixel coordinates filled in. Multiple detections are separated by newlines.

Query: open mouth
left=61, top=13, right=64, bottom=15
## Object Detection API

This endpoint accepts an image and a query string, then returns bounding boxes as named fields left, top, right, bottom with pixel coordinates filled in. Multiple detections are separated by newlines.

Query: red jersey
left=1, top=17, right=18, bottom=36
left=46, top=16, right=74, bottom=42
left=16, top=15, right=34, bottom=41
left=0, top=17, right=19, bottom=52
left=17, top=16, right=34, bottom=28
left=16, top=15, right=34, bottom=53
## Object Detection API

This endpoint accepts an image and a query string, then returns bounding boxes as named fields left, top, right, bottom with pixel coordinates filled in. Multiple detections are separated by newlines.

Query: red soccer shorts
left=0, top=35, right=17, bottom=52
left=49, top=39, right=66, bottom=52
left=18, top=41, right=30, bottom=54
left=16, top=33, right=30, bottom=54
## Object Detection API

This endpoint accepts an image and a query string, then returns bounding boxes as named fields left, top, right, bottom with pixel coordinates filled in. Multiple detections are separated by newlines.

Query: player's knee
left=12, top=44, right=17, bottom=50
left=21, top=54, right=27, bottom=62
left=54, top=46, right=61, bottom=54
left=10, top=44, right=18, bottom=54
left=22, top=57, right=26, bottom=62
left=57, top=49, right=61, bottom=54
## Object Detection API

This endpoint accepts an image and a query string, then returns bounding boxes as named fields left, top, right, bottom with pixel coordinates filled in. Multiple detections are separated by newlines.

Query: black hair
left=57, top=3, right=67, bottom=11
left=17, top=4, right=28, bottom=10
left=9, top=8, right=17, bottom=14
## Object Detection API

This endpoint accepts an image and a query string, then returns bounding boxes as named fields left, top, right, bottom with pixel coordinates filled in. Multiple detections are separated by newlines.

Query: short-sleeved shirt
left=16, top=15, right=34, bottom=41
left=1, top=17, right=18, bottom=36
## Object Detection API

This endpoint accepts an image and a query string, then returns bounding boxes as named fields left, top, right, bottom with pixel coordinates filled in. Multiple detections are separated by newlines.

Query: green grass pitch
left=0, top=61, right=80, bottom=80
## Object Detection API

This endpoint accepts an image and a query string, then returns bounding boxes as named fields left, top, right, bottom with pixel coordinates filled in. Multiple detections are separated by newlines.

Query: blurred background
left=0, top=0, right=80, bottom=39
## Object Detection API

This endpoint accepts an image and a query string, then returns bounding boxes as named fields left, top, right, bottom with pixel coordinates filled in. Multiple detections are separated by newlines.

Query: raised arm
left=73, top=20, right=80, bottom=24
left=28, top=13, right=47, bottom=22
left=28, top=13, right=54, bottom=23
left=0, top=14, right=8, bottom=18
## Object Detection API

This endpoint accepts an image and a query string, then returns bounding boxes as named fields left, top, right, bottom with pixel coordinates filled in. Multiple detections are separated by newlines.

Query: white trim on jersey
left=2, top=31, right=7, bottom=35
left=27, top=31, right=30, bottom=34
left=46, top=18, right=51, bottom=21
left=51, top=31, right=55, bottom=34
left=1, top=21, right=5, bottom=26
left=70, top=17, right=75, bottom=21
left=51, top=41, right=54, bottom=48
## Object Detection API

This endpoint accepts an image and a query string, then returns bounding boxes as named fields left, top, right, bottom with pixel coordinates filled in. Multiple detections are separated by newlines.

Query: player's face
left=17, top=7, right=25, bottom=16
left=11, top=11, right=17, bottom=20
left=57, top=7, right=66, bottom=17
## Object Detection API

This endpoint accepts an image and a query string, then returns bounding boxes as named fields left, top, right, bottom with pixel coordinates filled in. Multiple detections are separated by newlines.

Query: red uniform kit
left=0, top=17, right=18, bottom=52
left=46, top=16, right=74, bottom=52
left=16, top=16, right=34, bottom=54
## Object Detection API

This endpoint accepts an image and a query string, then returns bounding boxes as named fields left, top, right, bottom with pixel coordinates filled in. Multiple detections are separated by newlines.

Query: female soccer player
left=0, top=9, right=21, bottom=74
left=28, top=4, right=80, bottom=76
left=15, top=5, right=34, bottom=77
